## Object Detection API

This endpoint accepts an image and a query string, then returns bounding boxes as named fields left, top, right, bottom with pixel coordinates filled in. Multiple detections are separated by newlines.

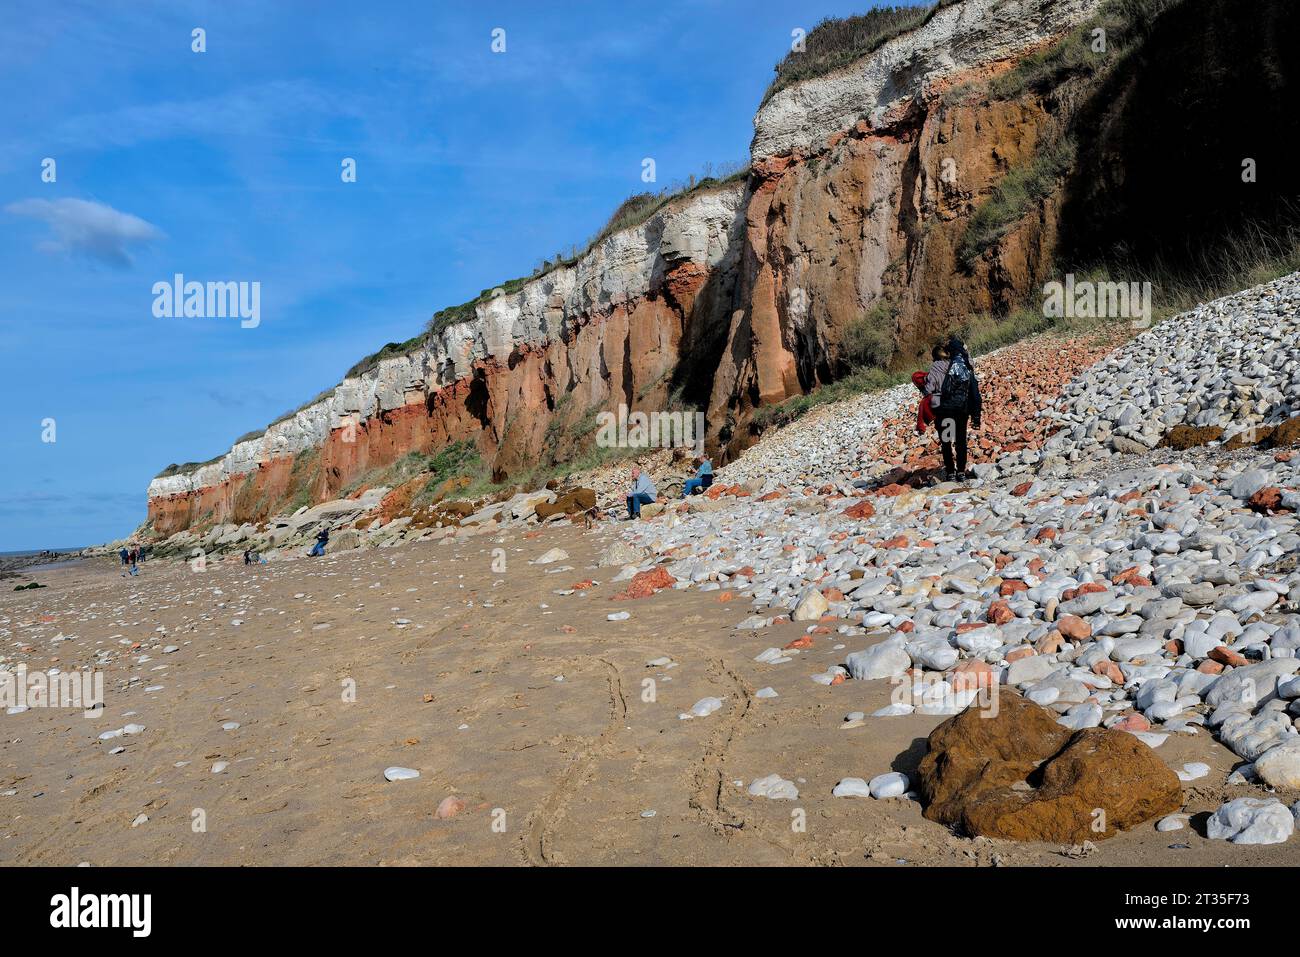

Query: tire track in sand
left=519, top=655, right=627, bottom=866
left=684, top=657, right=826, bottom=864
left=687, top=657, right=753, bottom=835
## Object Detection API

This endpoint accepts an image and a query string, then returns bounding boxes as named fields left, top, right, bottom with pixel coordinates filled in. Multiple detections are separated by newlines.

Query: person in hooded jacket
left=924, top=337, right=982, bottom=482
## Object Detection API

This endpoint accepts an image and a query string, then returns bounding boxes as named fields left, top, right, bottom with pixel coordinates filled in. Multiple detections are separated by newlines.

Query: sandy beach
left=3, top=522, right=1296, bottom=867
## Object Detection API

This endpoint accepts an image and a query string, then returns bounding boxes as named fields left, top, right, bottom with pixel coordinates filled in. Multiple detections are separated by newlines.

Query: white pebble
left=832, top=777, right=872, bottom=798
left=868, top=772, right=909, bottom=799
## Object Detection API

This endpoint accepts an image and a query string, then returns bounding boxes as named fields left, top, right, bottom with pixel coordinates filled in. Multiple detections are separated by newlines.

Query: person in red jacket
left=912, top=371, right=936, bottom=434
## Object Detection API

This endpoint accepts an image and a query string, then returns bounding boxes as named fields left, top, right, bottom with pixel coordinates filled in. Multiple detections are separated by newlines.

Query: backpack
left=939, top=353, right=972, bottom=411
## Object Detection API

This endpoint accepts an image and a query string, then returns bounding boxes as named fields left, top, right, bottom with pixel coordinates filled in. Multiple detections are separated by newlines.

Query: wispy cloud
left=204, top=386, right=277, bottom=409
left=5, top=198, right=164, bottom=267
left=23, top=80, right=360, bottom=158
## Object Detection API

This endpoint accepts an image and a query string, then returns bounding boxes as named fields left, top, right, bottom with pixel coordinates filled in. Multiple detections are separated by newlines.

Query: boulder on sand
left=917, top=691, right=1181, bottom=842
left=792, top=588, right=830, bottom=622
left=535, top=487, right=597, bottom=520
left=330, top=528, right=362, bottom=550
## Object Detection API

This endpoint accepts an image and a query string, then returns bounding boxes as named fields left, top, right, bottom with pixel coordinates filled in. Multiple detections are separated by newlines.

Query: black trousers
left=937, top=409, right=969, bottom=473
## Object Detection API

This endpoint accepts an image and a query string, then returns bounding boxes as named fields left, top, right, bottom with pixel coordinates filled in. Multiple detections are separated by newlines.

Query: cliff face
left=704, top=0, right=1300, bottom=454
left=147, top=0, right=1298, bottom=534
left=146, top=0, right=1095, bottom=535
left=707, top=0, right=1101, bottom=453
left=148, top=187, right=746, bottom=534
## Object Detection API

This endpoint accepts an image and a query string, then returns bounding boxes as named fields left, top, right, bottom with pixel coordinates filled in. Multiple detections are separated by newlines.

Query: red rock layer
left=147, top=258, right=727, bottom=535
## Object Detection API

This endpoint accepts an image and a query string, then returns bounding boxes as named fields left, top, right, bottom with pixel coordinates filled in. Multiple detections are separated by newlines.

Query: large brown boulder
left=1269, top=416, right=1300, bottom=448
left=918, top=692, right=1182, bottom=842
left=1158, top=424, right=1224, bottom=450
left=535, top=487, right=596, bottom=520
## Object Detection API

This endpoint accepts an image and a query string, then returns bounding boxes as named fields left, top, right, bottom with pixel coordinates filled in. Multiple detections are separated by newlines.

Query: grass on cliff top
left=154, top=459, right=221, bottom=480
left=420, top=165, right=749, bottom=342
left=327, top=164, right=751, bottom=391
left=762, top=1, right=960, bottom=106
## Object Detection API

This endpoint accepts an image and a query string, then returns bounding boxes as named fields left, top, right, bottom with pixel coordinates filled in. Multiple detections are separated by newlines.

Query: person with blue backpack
left=924, top=336, right=982, bottom=482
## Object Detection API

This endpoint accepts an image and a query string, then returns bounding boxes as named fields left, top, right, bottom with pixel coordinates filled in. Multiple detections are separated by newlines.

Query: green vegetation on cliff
left=957, top=136, right=1077, bottom=268
left=990, top=0, right=1184, bottom=99
left=762, top=1, right=959, bottom=105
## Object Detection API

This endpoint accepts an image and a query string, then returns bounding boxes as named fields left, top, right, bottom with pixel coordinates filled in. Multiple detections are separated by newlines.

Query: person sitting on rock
left=682, top=455, right=714, bottom=497
left=926, top=337, right=982, bottom=482
left=625, top=467, right=657, bottom=519
left=310, top=526, right=330, bottom=557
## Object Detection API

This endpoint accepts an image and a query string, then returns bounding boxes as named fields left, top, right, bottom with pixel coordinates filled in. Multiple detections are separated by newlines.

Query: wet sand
left=2, top=523, right=1296, bottom=866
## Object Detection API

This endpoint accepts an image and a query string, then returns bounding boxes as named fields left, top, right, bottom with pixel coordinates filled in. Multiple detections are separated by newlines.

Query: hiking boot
left=942, top=469, right=955, bottom=483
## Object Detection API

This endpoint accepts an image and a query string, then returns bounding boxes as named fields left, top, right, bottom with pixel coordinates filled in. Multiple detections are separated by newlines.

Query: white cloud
left=6, top=197, right=164, bottom=267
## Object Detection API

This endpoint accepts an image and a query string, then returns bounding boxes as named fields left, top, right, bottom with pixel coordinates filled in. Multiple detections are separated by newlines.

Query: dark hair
left=931, top=343, right=945, bottom=361
left=947, top=336, right=970, bottom=362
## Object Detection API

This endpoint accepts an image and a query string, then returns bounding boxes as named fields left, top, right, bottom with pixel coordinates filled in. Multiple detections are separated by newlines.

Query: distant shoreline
left=0, top=549, right=83, bottom=579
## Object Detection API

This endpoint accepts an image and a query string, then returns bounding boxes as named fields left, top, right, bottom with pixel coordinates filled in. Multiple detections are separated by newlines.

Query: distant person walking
left=119, top=547, right=130, bottom=567
left=682, top=455, right=714, bottom=497
left=925, top=337, right=982, bottom=482
left=243, top=548, right=253, bottom=565
left=310, top=526, right=330, bottom=557
left=625, top=467, right=657, bottom=520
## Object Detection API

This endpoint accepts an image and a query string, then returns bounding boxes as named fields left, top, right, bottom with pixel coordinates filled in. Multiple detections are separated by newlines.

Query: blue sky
left=0, top=0, right=881, bottom=551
